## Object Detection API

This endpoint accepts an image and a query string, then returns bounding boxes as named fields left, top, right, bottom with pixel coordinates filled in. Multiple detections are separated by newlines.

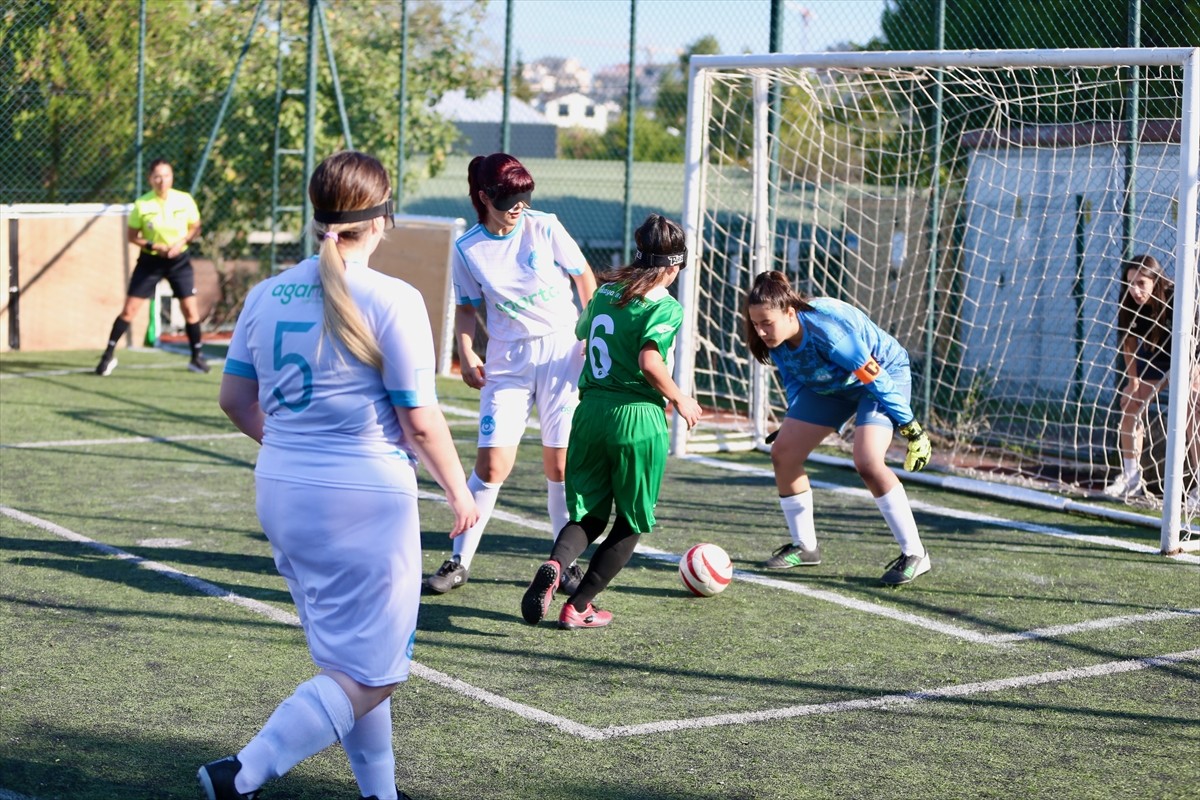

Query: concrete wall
left=0, top=205, right=151, bottom=352
left=370, top=215, right=467, bottom=374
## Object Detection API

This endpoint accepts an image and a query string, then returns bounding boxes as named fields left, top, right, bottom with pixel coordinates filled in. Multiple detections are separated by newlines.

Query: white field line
left=988, top=608, right=1200, bottom=644
left=1, top=432, right=245, bottom=449
left=0, top=417, right=473, bottom=450
left=0, top=506, right=301, bottom=628
left=636, top=547, right=999, bottom=644
left=0, top=504, right=593, bottom=739
left=597, top=648, right=1200, bottom=739
left=4, top=504, right=1198, bottom=742
left=0, top=357, right=210, bottom=380
left=2, top=425, right=1194, bottom=639
left=417, top=492, right=1200, bottom=647
left=685, top=455, right=1200, bottom=566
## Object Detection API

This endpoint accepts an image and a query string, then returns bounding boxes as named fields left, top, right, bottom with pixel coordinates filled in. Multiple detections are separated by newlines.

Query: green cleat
left=764, top=542, right=821, bottom=568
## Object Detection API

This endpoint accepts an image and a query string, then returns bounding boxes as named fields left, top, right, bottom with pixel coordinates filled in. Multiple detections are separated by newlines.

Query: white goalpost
left=671, top=49, right=1199, bottom=554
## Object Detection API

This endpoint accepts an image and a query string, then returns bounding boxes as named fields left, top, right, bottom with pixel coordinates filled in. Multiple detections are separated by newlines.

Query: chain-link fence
left=2, top=0, right=1197, bottom=324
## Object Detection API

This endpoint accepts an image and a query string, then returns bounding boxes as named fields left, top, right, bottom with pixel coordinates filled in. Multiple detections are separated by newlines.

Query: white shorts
left=477, top=328, right=583, bottom=449
left=255, top=470, right=420, bottom=686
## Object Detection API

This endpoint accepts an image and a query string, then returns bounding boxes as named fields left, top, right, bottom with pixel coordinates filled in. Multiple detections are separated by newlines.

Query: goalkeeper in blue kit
left=745, top=270, right=932, bottom=585
left=521, top=214, right=702, bottom=629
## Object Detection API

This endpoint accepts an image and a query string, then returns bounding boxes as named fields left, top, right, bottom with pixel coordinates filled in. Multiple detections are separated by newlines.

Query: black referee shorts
left=127, top=251, right=197, bottom=299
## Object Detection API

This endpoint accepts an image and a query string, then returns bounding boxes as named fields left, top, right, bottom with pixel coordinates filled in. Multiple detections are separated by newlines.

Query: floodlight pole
left=135, top=0, right=146, bottom=196
left=136, top=0, right=150, bottom=346
left=316, top=0, right=353, bottom=150
left=1122, top=0, right=1142, bottom=261
left=767, top=0, right=782, bottom=266
left=190, top=0, right=270, bottom=196
left=501, top=0, right=513, bottom=153
left=622, top=0, right=638, bottom=264
left=302, top=0, right=319, bottom=255
left=396, top=0, right=409, bottom=208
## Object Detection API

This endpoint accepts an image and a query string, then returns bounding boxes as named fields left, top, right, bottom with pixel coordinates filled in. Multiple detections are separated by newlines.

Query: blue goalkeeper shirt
left=770, top=297, right=914, bottom=426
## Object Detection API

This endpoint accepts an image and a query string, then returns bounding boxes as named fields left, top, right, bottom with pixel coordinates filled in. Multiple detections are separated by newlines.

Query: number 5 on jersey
left=272, top=321, right=316, bottom=412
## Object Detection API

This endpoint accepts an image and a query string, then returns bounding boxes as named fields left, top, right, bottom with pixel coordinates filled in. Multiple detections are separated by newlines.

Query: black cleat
left=197, top=756, right=260, bottom=800
left=521, top=560, right=561, bottom=625
left=95, top=354, right=118, bottom=376
left=423, top=557, right=469, bottom=594
left=557, top=563, right=585, bottom=596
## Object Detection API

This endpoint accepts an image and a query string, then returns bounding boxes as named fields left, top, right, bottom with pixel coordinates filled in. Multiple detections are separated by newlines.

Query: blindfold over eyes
left=313, top=199, right=395, bottom=226
left=486, top=188, right=533, bottom=212
left=633, top=248, right=688, bottom=268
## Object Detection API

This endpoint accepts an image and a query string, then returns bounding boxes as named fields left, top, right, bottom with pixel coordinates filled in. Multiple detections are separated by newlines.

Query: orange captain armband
left=853, top=356, right=882, bottom=385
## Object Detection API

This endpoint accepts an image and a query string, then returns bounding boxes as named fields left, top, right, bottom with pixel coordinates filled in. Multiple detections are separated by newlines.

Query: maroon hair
left=467, top=153, right=535, bottom=223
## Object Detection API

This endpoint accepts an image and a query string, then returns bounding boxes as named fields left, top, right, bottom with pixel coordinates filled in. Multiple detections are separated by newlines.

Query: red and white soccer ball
left=679, top=543, right=733, bottom=597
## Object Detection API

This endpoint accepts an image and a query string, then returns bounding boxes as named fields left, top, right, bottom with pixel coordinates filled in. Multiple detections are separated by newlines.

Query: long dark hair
left=467, top=153, right=534, bottom=224
left=744, top=270, right=815, bottom=364
left=597, top=214, right=686, bottom=308
left=1117, top=254, right=1172, bottom=351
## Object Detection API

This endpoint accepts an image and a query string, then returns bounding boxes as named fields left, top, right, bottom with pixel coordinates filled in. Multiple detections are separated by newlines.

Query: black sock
left=570, top=516, right=640, bottom=611
left=104, top=317, right=130, bottom=354
left=549, top=515, right=608, bottom=569
left=185, top=322, right=203, bottom=356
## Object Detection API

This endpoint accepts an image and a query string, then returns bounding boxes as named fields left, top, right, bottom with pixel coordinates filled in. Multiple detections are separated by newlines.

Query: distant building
left=433, top=89, right=558, bottom=158
left=522, top=57, right=593, bottom=97
left=591, top=61, right=673, bottom=109
left=541, top=92, right=613, bottom=133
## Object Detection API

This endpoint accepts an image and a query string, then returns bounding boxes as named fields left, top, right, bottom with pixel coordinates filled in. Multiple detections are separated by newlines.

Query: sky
left=479, top=0, right=888, bottom=74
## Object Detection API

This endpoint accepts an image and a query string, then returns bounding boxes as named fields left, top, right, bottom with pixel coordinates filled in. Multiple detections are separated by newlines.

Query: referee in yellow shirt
left=96, top=159, right=207, bottom=375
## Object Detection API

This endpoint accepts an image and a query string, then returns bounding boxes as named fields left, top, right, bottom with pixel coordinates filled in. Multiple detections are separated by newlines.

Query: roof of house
left=433, top=89, right=551, bottom=126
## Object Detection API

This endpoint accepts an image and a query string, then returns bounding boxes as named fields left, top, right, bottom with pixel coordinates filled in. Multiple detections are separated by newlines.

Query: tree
left=654, top=35, right=721, bottom=134
left=2, top=0, right=150, bottom=202
left=559, top=111, right=683, bottom=163
left=0, top=0, right=492, bottom=261
left=512, top=53, right=536, bottom=104
left=872, top=0, right=1199, bottom=184
left=879, top=0, right=1198, bottom=51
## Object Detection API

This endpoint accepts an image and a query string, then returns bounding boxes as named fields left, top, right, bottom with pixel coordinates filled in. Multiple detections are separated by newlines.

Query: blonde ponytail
left=314, top=226, right=384, bottom=371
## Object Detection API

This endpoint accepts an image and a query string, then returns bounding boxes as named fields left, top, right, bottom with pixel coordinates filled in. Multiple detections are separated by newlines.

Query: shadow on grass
left=0, top=534, right=290, bottom=605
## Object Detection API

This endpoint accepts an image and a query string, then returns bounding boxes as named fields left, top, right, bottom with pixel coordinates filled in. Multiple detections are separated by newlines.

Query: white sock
left=343, top=697, right=396, bottom=800
left=780, top=491, right=818, bottom=551
left=547, top=479, right=569, bottom=540
left=1122, top=458, right=1140, bottom=478
left=452, top=471, right=501, bottom=569
left=235, top=674, right=355, bottom=793
left=875, top=484, right=925, bottom=558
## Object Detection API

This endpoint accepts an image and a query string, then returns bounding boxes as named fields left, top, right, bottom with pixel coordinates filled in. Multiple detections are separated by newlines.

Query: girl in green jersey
left=521, top=214, right=702, bottom=629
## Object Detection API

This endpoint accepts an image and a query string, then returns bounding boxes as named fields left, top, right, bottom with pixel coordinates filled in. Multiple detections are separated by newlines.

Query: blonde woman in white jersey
left=199, top=151, right=477, bottom=800
left=423, top=153, right=597, bottom=595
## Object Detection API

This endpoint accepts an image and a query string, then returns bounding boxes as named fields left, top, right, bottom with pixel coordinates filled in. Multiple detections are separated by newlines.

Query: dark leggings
left=550, top=515, right=641, bottom=612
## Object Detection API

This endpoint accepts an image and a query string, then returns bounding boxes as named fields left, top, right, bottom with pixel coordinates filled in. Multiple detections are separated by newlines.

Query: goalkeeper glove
left=898, top=421, right=931, bottom=472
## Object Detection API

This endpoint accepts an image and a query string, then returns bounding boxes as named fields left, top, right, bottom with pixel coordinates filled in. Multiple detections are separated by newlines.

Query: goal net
left=672, top=49, right=1199, bottom=553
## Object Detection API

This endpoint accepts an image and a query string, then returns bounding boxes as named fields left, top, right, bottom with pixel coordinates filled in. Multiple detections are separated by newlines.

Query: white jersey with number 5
left=224, top=255, right=437, bottom=490
left=451, top=210, right=589, bottom=342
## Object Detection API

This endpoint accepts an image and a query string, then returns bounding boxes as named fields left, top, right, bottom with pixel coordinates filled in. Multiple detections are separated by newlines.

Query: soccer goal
left=670, top=49, right=1199, bottom=554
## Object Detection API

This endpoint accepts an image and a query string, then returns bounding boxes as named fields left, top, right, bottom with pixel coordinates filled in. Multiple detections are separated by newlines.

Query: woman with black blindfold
left=423, top=153, right=597, bottom=597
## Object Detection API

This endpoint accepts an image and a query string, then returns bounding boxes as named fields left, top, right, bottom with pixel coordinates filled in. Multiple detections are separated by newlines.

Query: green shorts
left=565, top=395, right=668, bottom=534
